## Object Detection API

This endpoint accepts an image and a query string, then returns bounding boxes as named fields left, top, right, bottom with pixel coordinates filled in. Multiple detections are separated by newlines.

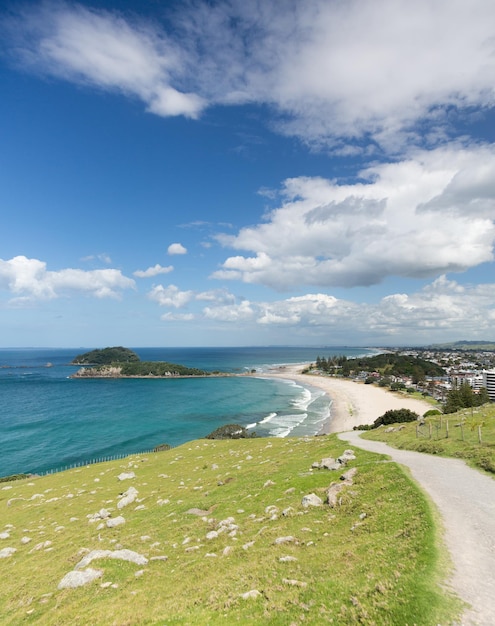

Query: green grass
left=0, top=435, right=462, bottom=624
left=361, top=404, right=495, bottom=475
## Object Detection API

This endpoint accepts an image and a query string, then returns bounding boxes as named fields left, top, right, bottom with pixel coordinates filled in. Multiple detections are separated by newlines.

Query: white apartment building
left=482, top=370, right=495, bottom=401
left=451, top=374, right=484, bottom=390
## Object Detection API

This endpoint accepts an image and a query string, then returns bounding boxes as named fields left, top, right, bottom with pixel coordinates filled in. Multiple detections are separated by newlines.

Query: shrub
left=373, top=408, right=419, bottom=428
left=205, top=424, right=257, bottom=439
left=423, top=409, right=442, bottom=417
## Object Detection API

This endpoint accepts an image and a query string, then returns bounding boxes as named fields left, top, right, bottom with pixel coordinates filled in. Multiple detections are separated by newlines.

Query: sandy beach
left=262, top=364, right=434, bottom=433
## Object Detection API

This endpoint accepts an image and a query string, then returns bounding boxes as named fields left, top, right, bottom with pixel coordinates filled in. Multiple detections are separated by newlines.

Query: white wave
left=246, top=422, right=257, bottom=429
left=290, top=387, right=312, bottom=411
left=259, top=412, right=277, bottom=424
left=266, top=412, right=307, bottom=438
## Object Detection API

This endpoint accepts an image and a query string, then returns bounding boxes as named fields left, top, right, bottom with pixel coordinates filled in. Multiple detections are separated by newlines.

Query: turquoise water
left=0, top=346, right=372, bottom=476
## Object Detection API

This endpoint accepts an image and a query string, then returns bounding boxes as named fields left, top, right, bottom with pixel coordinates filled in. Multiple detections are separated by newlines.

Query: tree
left=443, top=382, right=491, bottom=414
left=477, top=387, right=491, bottom=405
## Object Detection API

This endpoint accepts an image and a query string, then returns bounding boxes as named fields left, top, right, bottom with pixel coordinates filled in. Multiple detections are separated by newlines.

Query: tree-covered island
left=70, top=347, right=212, bottom=378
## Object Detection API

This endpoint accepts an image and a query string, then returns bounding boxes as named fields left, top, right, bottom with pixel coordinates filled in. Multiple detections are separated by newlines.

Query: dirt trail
left=338, top=431, right=495, bottom=626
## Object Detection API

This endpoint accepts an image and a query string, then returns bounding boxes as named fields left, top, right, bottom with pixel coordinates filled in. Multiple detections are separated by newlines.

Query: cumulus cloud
left=5, top=0, right=495, bottom=148
left=148, top=284, right=194, bottom=308
left=167, top=243, right=187, bottom=255
left=148, top=284, right=240, bottom=319
left=213, top=145, right=495, bottom=290
left=144, top=275, right=495, bottom=341
left=133, top=264, right=173, bottom=278
left=195, top=278, right=495, bottom=342
left=203, top=300, right=254, bottom=322
left=0, top=255, right=135, bottom=301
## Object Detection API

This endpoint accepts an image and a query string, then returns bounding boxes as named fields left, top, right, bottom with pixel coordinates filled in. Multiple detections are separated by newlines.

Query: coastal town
left=311, top=344, right=495, bottom=405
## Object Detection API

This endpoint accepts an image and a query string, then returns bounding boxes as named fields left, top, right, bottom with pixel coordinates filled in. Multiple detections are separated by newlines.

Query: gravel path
left=339, top=431, right=495, bottom=626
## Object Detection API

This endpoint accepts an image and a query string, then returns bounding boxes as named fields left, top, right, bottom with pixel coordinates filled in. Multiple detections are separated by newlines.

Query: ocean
left=0, top=346, right=373, bottom=476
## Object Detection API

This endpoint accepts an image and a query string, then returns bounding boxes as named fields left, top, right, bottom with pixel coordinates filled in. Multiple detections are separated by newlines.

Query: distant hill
left=427, top=341, right=495, bottom=351
left=71, top=346, right=140, bottom=365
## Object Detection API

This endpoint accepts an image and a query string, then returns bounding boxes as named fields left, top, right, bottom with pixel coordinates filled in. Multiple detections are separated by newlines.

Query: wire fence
left=416, top=417, right=485, bottom=444
left=36, top=447, right=172, bottom=477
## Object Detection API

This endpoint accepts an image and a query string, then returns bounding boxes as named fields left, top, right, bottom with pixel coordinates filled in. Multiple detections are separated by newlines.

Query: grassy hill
left=427, top=340, right=495, bottom=351
left=72, top=347, right=140, bottom=365
left=0, top=435, right=461, bottom=625
left=361, top=403, right=495, bottom=475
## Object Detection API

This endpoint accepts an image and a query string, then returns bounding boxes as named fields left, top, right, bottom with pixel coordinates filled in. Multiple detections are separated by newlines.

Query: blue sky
left=2, top=0, right=495, bottom=348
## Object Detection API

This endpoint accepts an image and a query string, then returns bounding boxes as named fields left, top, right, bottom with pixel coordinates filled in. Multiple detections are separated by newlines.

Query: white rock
left=301, top=493, right=323, bottom=508
left=274, top=536, right=295, bottom=545
left=117, top=486, right=138, bottom=510
left=0, top=547, right=16, bottom=558
left=206, top=531, right=218, bottom=540
left=118, top=472, right=136, bottom=481
left=240, top=590, right=261, bottom=600
left=0, top=532, right=10, bottom=539
left=58, top=568, right=102, bottom=589
left=75, top=549, right=148, bottom=569
left=106, top=516, right=126, bottom=528
left=31, top=541, right=52, bottom=551
left=21, top=537, right=31, bottom=545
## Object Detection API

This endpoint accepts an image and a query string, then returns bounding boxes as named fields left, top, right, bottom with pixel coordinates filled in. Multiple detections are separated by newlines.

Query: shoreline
left=260, top=364, right=434, bottom=433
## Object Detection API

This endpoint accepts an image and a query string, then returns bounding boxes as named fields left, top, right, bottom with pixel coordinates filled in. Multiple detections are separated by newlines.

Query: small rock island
left=70, top=346, right=211, bottom=378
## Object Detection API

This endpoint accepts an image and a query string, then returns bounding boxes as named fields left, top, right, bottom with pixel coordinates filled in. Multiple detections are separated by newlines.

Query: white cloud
left=196, top=288, right=236, bottom=304
left=167, top=243, right=187, bottom=255
left=133, top=264, right=174, bottom=278
left=203, top=300, right=254, bottom=322
left=7, top=2, right=204, bottom=119
left=366, top=276, right=495, bottom=338
left=81, top=253, right=112, bottom=264
left=213, top=145, right=495, bottom=290
left=196, top=279, right=495, bottom=342
left=0, top=255, right=135, bottom=301
left=6, top=0, right=495, bottom=148
left=148, top=284, right=194, bottom=308
left=161, top=312, right=195, bottom=322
